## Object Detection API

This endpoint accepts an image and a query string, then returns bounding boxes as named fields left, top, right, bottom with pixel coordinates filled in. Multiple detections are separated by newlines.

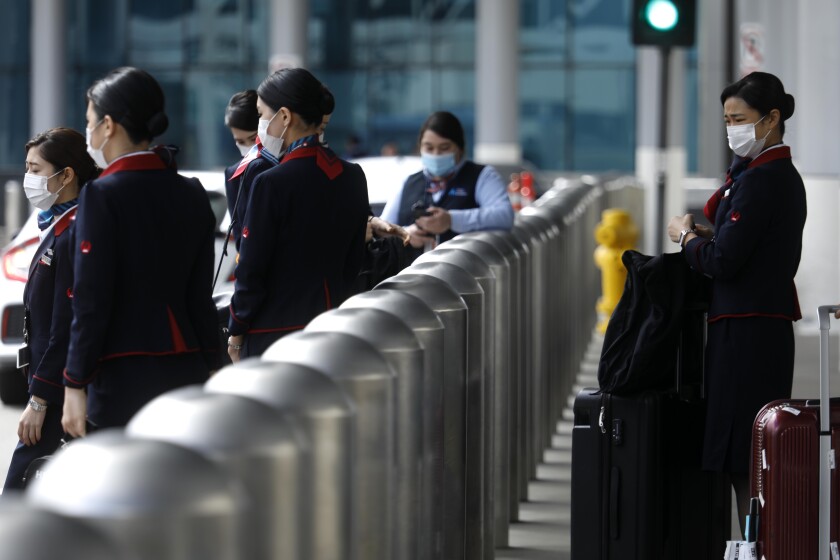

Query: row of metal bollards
left=0, top=176, right=643, bottom=560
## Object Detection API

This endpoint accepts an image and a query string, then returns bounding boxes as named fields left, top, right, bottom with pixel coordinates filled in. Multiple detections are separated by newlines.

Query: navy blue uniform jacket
left=683, top=146, right=806, bottom=321
left=24, top=208, right=77, bottom=404
left=228, top=145, right=369, bottom=336
left=64, top=152, right=221, bottom=388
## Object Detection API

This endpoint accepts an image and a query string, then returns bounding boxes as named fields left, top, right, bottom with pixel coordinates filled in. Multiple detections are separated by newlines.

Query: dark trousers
left=3, top=404, right=64, bottom=492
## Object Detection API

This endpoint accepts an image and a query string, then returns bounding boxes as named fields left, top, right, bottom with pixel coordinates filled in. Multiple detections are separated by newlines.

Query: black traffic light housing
left=631, top=0, right=696, bottom=47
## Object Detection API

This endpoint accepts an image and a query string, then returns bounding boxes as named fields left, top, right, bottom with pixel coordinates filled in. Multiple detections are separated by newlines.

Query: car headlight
left=2, top=237, right=40, bottom=282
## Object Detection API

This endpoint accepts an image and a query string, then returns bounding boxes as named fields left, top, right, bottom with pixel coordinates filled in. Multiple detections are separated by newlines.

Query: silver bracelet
left=227, top=338, right=243, bottom=350
left=28, top=398, right=47, bottom=412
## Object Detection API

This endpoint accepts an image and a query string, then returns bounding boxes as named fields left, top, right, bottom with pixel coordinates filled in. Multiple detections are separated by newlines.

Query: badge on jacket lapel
left=39, top=248, right=54, bottom=266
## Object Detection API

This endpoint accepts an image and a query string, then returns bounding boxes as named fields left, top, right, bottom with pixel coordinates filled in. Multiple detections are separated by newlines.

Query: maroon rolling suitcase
left=750, top=305, right=840, bottom=560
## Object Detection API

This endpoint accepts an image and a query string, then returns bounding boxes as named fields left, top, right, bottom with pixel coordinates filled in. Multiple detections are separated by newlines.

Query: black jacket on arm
left=598, top=250, right=709, bottom=395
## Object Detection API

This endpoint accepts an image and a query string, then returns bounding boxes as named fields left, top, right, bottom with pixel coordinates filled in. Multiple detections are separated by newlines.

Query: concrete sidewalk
left=495, top=328, right=837, bottom=559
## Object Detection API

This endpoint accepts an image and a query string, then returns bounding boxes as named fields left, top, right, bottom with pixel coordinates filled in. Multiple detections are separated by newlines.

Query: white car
left=352, top=155, right=422, bottom=216
left=0, top=170, right=234, bottom=404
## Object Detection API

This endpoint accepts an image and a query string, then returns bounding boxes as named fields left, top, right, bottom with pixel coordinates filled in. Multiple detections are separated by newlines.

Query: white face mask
left=727, top=114, right=771, bottom=158
left=86, top=119, right=109, bottom=168
left=23, top=169, right=66, bottom=210
left=236, top=142, right=252, bottom=157
left=258, top=110, right=287, bottom=158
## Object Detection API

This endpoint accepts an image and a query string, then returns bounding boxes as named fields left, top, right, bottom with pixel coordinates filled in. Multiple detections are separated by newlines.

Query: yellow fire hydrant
left=594, top=209, right=638, bottom=333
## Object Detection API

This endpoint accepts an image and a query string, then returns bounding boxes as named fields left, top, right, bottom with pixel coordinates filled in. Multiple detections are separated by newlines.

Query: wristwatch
left=678, top=228, right=696, bottom=247
left=28, top=398, right=47, bottom=412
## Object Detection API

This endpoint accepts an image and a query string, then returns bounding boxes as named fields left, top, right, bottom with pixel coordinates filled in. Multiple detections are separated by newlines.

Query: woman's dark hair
left=224, top=90, right=259, bottom=131
left=87, top=66, right=169, bottom=143
left=25, top=127, right=99, bottom=186
left=720, top=71, right=795, bottom=135
left=418, top=111, right=465, bottom=150
left=257, top=68, right=334, bottom=127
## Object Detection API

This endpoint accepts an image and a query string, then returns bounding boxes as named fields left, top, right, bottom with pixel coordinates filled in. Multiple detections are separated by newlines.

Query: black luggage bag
left=571, top=294, right=731, bottom=559
left=571, top=389, right=731, bottom=559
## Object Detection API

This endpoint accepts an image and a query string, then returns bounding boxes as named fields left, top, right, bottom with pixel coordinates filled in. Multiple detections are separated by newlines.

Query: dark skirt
left=86, top=353, right=210, bottom=429
left=702, top=316, right=794, bottom=473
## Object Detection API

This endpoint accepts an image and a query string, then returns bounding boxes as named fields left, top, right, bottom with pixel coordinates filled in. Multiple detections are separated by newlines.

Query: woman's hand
left=405, top=224, right=434, bottom=249
left=667, top=214, right=696, bottom=244
left=228, top=335, right=244, bottom=363
left=694, top=223, right=713, bottom=239
left=62, top=387, right=87, bottom=438
left=18, top=397, right=47, bottom=447
left=415, top=207, right=451, bottom=235
left=368, top=217, right=410, bottom=245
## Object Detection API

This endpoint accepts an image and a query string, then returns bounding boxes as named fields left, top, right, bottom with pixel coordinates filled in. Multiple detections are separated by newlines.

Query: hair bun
left=319, top=88, right=335, bottom=117
left=146, top=111, right=169, bottom=138
left=783, top=93, right=795, bottom=120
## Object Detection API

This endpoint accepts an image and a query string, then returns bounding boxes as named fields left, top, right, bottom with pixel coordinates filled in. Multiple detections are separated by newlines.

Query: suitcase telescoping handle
left=816, top=305, right=840, bottom=560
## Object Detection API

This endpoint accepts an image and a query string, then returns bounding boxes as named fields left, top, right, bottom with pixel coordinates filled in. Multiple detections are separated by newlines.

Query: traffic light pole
left=654, top=45, right=671, bottom=255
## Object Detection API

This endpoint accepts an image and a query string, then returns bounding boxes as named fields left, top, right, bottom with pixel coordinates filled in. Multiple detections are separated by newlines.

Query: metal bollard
left=412, top=249, right=496, bottom=559
left=206, top=359, right=355, bottom=560
left=263, top=331, right=394, bottom=560
left=518, top=209, right=560, bottom=454
left=340, top=290, right=446, bottom=559
left=126, top=385, right=308, bottom=560
left=375, top=273, right=469, bottom=560
left=396, top=261, right=487, bottom=560
left=512, top=218, right=545, bottom=482
left=501, top=225, right=535, bottom=498
left=438, top=237, right=512, bottom=547
left=27, top=431, right=245, bottom=560
left=304, top=308, right=424, bottom=560
left=464, top=230, right=526, bottom=521
left=0, top=499, right=129, bottom=560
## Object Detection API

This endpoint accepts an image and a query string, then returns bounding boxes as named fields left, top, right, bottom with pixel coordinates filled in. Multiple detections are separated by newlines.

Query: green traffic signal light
left=645, top=0, right=678, bottom=31
left=631, top=0, right=696, bottom=47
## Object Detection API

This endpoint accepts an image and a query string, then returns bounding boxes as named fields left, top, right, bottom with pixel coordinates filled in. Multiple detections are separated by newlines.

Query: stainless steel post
left=340, top=290, right=446, bottom=559
left=507, top=224, right=534, bottom=498
left=464, top=230, right=525, bottom=521
left=412, top=249, right=497, bottom=558
left=0, top=500, right=129, bottom=560
left=263, top=331, right=394, bottom=560
left=303, top=308, right=424, bottom=560
left=206, top=359, right=355, bottom=560
left=27, top=431, right=245, bottom=560
left=512, top=217, right=545, bottom=480
left=440, top=237, right=512, bottom=545
left=126, top=386, right=307, bottom=560
left=518, top=209, right=560, bottom=453
left=397, top=260, right=488, bottom=560
left=375, top=273, right=469, bottom=560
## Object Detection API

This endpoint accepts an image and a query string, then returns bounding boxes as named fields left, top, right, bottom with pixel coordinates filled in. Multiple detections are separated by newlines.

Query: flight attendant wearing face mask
left=2, top=128, right=99, bottom=491
left=226, top=68, right=370, bottom=361
left=666, top=72, right=806, bottom=538
left=223, top=90, right=260, bottom=249
left=61, top=67, right=221, bottom=438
